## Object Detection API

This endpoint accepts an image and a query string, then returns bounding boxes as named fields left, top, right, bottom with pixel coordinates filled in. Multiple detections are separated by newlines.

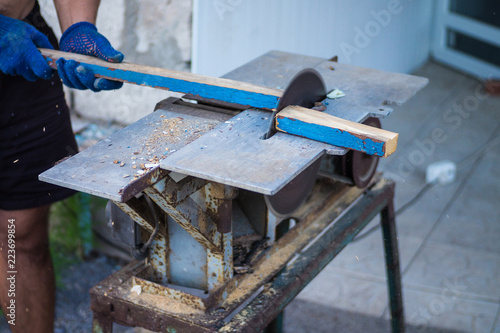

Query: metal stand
left=90, top=177, right=404, bottom=333
left=36, top=50, right=422, bottom=333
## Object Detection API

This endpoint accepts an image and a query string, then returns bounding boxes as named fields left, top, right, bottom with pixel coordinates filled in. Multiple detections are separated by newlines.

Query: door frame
left=432, top=0, right=500, bottom=79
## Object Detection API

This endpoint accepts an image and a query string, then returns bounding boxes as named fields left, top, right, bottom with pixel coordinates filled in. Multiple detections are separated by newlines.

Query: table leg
left=92, top=312, right=113, bottom=333
left=263, top=219, right=289, bottom=333
left=264, top=312, right=284, bottom=333
left=380, top=185, right=405, bottom=333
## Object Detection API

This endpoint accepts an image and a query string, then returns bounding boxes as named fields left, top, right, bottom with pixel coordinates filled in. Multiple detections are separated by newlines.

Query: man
left=0, top=0, right=122, bottom=331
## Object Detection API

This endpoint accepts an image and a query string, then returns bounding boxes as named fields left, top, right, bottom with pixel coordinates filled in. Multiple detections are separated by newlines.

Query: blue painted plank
left=40, top=49, right=398, bottom=157
left=276, top=115, right=386, bottom=156
left=86, top=65, right=281, bottom=110
left=40, top=49, right=281, bottom=110
left=274, top=106, right=398, bottom=157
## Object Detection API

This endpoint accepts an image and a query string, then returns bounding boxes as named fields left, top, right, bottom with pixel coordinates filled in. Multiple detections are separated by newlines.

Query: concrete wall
left=40, top=0, right=192, bottom=125
left=192, top=0, right=433, bottom=77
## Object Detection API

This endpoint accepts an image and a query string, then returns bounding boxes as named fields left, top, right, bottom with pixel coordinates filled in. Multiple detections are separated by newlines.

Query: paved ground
left=1, top=61, right=497, bottom=333
left=287, top=61, right=500, bottom=333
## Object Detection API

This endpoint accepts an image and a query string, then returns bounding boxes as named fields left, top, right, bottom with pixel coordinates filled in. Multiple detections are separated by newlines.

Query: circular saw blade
left=263, top=68, right=327, bottom=139
left=265, top=158, right=322, bottom=218
left=264, top=68, right=327, bottom=217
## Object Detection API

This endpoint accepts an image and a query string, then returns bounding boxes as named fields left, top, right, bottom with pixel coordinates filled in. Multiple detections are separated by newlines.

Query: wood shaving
left=131, top=285, right=142, bottom=295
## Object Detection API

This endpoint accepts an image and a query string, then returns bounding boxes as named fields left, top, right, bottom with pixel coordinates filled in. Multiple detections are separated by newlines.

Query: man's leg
left=0, top=205, right=55, bottom=333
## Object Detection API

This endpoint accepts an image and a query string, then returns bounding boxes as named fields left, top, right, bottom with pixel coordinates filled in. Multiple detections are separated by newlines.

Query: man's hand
left=0, top=15, right=55, bottom=81
left=57, top=22, right=124, bottom=92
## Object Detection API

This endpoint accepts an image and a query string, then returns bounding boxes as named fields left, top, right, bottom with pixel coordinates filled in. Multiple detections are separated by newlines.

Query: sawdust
left=150, top=117, right=184, bottom=146
left=223, top=243, right=296, bottom=306
left=114, top=116, right=217, bottom=193
left=149, top=117, right=217, bottom=149
left=128, top=117, right=216, bottom=181
left=143, top=116, right=212, bottom=152
left=127, top=290, right=204, bottom=316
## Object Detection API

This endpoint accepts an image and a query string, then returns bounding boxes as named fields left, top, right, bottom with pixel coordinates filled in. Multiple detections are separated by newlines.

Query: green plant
left=49, top=192, right=106, bottom=285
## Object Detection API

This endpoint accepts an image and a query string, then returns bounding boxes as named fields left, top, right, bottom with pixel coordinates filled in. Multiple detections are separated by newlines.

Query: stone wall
left=40, top=0, right=193, bottom=125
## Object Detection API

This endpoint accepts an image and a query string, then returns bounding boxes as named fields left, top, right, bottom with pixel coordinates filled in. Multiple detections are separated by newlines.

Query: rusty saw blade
left=264, top=69, right=326, bottom=217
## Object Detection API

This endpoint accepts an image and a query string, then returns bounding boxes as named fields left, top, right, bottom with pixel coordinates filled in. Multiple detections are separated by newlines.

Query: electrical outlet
left=426, top=160, right=456, bottom=185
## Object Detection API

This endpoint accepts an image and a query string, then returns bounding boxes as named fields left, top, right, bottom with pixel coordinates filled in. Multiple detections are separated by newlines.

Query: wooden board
left=40, top=49, right=406, bottom=157
left=40, top=48, right=282, bottom=110
left=276, top=105, right=398, bottom=157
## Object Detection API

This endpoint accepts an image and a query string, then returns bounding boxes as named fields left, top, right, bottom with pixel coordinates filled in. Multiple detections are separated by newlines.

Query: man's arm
left=53, top=0, right=99, bottom=33
left=0, top=0, right=35, bottom=19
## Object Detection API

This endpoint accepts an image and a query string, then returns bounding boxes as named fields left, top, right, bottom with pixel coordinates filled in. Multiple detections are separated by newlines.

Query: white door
left=432, top=0, right=500, bottom=79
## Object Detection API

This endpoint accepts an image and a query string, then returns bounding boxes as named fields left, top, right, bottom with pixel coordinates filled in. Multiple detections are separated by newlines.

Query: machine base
left=90, top=178, right=404, bottom=333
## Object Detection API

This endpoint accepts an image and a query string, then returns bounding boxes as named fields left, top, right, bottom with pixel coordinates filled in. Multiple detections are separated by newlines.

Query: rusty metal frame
left=113, top=197, right=169, bottom=284
left=144, top=175, right=236, bottom=291
left=90, top=178, right=404, bottom=333
left=108, top=173, right=238, bottom=314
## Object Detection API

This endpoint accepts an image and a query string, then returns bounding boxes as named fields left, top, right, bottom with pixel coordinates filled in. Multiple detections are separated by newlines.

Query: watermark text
left=6, top=218, right=16, bottom=326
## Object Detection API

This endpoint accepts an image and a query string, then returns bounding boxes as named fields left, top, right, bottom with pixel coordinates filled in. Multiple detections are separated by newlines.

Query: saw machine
left=40, top=50, right=427, bottom=333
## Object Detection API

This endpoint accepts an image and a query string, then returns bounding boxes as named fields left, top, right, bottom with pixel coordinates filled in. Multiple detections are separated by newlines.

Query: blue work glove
left=0, top=14, right=54, bottom=81
left=57, top=22, right=124, bottom=92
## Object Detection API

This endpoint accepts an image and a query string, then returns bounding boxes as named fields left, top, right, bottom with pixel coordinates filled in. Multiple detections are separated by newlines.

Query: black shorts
left=0, top=2, right=78, bottom=210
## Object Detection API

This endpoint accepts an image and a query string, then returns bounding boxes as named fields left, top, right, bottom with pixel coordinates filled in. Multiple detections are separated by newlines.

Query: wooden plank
left=39, top=48, right=283, bottom=110
left=275, top=105, right=398, bottom=157
left=40, top=49, right=401, bottom=157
